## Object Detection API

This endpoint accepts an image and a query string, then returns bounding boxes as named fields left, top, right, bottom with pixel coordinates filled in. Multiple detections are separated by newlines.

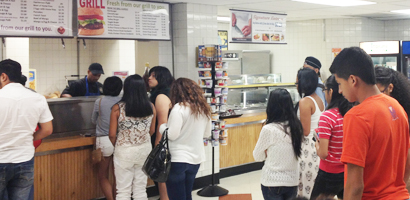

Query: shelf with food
left=198, top=77, right=213, bottom=80
left=215, top=77, right=230, bottom=80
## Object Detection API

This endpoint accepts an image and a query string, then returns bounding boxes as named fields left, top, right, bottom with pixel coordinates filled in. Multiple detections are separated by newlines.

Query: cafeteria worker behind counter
left=61, top=63, right=104, bottom=97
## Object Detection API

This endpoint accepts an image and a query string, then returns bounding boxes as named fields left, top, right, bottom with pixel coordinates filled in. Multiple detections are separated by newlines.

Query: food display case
left=224, top=74, right=297, bottom=113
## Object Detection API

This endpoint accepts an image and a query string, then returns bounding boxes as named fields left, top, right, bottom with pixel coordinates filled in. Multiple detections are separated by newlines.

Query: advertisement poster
left=230, top=9, right=286, bottom=44
left=113, top=71, right=129, bottom=82
left=77, top=0, right=170, bottom=40
left=0, top=0, right=73, bottom=37
left=218, top=30, right=228, bottom=50
left=332, top=48, right=342, bottom=58
left=29, top=69, right=36, bottom=91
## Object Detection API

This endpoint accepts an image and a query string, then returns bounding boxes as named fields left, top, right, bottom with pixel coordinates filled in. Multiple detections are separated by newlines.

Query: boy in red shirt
left=329, top=47, right=410, bottom=200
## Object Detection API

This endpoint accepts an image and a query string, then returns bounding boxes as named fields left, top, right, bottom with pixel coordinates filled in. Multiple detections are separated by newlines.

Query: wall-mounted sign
left=230, top=9, right=286, bottom=44
left=0, top=0, right=73, bottom=37
left=218, top=30, right=228, bottom=50
left=359, top=41, right=400, bottom=55
left=29, top=69, right=37, bottom=91
left=77, top=0, right=170, bottom=40
left=113, top=71, right=129, bottom=82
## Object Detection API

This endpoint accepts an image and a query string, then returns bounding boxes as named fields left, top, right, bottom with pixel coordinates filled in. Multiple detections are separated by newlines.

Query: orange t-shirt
left=341, top=94, right=410, bottom=200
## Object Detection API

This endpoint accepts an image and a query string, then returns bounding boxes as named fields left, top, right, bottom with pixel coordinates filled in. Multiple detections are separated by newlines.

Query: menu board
left=230, top=9, right=286, bottom=44
left=77, top=0, right=170, bottom=40
left=0, top=0, right=73, bottom=37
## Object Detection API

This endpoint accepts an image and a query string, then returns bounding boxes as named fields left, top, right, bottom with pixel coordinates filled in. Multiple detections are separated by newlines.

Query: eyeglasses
left=380, top=87, right=388, bottom=93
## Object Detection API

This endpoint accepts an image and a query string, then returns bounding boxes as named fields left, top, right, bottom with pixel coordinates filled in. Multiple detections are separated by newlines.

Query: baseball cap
left=304, top=56, right=321, bottom=69
left=89, top=63, right=104, bottom=75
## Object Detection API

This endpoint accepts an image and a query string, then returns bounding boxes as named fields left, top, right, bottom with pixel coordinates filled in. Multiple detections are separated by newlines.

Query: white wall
left=218, top=18, right=385, bottom=83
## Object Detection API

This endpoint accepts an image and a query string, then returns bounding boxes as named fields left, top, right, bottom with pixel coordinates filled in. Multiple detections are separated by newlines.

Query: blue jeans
left=0, top=157, right=34, bottom=200
left=261, top=185, right=297, bottom=200
left=166, top=162, right=200, bottom=200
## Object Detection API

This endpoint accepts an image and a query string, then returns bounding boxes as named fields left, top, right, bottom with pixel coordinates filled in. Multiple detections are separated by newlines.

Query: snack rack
left=197, top=45, right=229, bottom=197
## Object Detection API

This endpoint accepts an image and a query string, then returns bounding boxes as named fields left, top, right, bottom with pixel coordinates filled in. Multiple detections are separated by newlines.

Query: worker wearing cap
left=61, top=63, right=104, bottom=97
left=303, top=56, right=327, bottom=107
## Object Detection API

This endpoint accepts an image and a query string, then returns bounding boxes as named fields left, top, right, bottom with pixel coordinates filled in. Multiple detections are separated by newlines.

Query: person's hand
left=232, top=13, right=236, bottom=27
left=315, top=141, right=320, bottom=151
left=241, top=25, right=251, bottom=36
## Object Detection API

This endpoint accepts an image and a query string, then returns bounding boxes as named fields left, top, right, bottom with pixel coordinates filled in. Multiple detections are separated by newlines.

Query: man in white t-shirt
left=0, top=59, right=53, bottom=200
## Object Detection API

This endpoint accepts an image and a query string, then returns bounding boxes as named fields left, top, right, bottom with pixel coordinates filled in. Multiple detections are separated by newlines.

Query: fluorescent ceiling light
left=292, top=0, right=376, bottom=7
left=391, top=9, right=410, bottom=14
left=217, top=16, right=231, bottom=22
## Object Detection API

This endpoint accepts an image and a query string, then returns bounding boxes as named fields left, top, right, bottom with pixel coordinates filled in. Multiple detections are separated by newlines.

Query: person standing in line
left=296, top=68, right=325, bottom=199
left=147, top=66, right=174, bottom=200
left=303, top=56, right=327, bottom=107
left=0, top=59, right=54, bottom=200
left=310, top=75, right=352, bottom=200
left=253, top=89, right=303, bottom=200
left=61, top=63, right=104, bottom=97
left=330, top=47, right=410, bottom=200
left=109, top=74, right=156, bottom=200
left=159, top=78, right=211, bottom=200
left=91, top=76, right=123, bottom=200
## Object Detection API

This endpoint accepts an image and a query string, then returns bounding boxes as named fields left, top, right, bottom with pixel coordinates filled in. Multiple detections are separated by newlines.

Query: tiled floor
left=148, top=170, right=263, bottom=200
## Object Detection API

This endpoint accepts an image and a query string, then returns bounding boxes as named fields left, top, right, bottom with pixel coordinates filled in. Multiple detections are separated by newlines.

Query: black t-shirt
left=61, top=76, right=103, bottom=97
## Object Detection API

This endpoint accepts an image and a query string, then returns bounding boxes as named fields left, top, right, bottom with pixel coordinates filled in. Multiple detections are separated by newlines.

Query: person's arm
left=159, top=105, right=183, bottom=141
left=316, top=139, right=329, bottom=160
left=204, top=118, right=212, bottom=138
left=344, top=163, right=364, bottom=200
left=149, top=103, right=157, bottom=136
left=61, top=81, right=81, bottom=97
left=299, top=97, right=313, bottom=136
left=155, top=94, right=171, bottom=145
left=91, top=98, right=100, bottom=125
left=33, top=121, right=53, bottom=141
left=109, top=104, right=120, bottom=145
left=253, top=125, right=275, bottom=162
left=404, top=148, right=410, bottom=183
left=315, top=112, right=333, bottom=160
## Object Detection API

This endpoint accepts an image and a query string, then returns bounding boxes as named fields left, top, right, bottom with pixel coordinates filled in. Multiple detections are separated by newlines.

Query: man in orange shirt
left=329, top=47, right=410, bottom=200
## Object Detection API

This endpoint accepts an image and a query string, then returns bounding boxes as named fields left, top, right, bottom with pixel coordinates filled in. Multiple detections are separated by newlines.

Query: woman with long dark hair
left=91, top=76, right=123, bottom=200
left=158, top=78, right=211, bottom=200
left=148, top=66, right=174, bottom=200
left=310, top=75, right=352, bottom=200
left=296, top=68, right=325, bottom=198
left=109, top=74, right=156, bottom=200
left=253, top=89, right=303, bottom=200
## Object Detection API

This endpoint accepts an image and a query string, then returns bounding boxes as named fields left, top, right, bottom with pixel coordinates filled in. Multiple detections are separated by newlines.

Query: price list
left=0, top=0, right=72, bottom=37
left=83, top=0, right=169, bottom=40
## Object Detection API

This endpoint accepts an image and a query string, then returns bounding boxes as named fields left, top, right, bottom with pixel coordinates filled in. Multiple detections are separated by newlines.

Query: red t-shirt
left=315, top=108, right=344, bottom=173
left=341, top=94, right=409, bottom=200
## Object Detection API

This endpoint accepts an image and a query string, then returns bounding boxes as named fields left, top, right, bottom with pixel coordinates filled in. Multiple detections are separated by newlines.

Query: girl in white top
left=296, top=68, right=325, bottom=199
left=159, top=78, right=211, bottom=200
left=253, top=89, right=303, bottom=200
left=109, top=74, right=156, bottom=200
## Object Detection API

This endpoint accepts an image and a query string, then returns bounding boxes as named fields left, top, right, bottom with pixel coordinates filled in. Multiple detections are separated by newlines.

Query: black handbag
left=142, top=128, right=171, bottom=182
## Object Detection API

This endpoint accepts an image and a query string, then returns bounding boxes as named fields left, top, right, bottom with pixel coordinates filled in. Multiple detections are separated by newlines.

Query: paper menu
left=0, top=0, right=73, bottom=37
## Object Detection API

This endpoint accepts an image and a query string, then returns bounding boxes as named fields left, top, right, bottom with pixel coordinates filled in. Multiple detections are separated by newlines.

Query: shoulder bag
left=142, top=128, right=171, bottom=182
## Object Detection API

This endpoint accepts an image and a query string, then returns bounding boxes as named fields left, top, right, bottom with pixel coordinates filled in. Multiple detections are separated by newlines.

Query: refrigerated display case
left=402, top=41, right=410, bottom=78
left=359, top=41, right=404, bottom=75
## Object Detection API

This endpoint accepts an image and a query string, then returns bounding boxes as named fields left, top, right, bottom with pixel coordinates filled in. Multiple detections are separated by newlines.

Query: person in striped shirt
left=310, top=75, right=352, bottom=200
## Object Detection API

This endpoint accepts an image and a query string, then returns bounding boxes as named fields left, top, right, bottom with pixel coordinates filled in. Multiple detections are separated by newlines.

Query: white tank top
left=297, top=96, right=324, bottom=136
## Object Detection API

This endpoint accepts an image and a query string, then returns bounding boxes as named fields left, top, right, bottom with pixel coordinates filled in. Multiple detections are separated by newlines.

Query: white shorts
left=96, top=136, right=114, bottom=157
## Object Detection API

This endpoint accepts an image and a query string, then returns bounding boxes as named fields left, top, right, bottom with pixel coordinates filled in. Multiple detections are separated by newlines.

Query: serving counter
left=33, top=97, right=156, bottom=200
left=219, top=111, right=266, bottom=169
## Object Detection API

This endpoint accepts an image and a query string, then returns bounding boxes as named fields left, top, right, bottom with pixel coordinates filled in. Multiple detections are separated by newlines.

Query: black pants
left=310, top=169, right=344, bottom=200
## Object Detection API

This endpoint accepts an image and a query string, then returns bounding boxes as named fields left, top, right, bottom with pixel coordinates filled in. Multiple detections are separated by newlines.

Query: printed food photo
left=78, top=7, right=105, bottom=36
left=262, top=34, right=269, bottom=41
